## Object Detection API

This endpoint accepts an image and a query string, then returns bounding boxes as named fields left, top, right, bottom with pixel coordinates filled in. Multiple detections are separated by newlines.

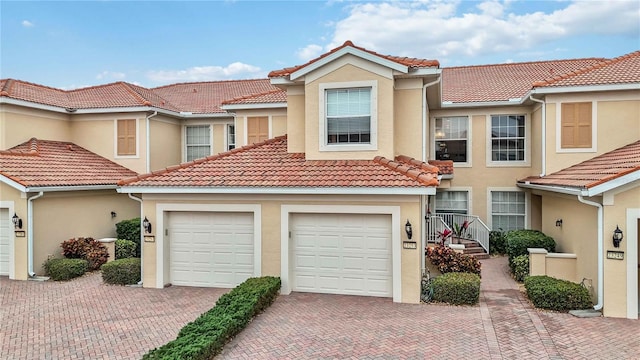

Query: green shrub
left=489, top=229, right=507, bottom=255
left=101, top=258, right=141, bottom=285
left=524, top=276, right=593, bottom=311
left=143, top=276, right=281, bottom=360
left=431, top=272, right=480, bottom=305
left=511, top=254, right=529, bottom=282
left=115, top=239, right=137, bottom=259
left=60, top=237, right=109, bottom=271
left=426, top=245, right=481, bottom=276
left=505, top=229, right=556, bottom=260
left=43, top=258, right=88, bottom=281
left=116, top=218, right=141, bottom=257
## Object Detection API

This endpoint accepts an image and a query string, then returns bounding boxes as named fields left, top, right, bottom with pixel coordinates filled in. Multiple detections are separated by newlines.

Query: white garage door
left=0, top=209, right=9, bottom=275
left=291, top=213, right=392, bottom=297
left=169, top=212, right=253, bottom=288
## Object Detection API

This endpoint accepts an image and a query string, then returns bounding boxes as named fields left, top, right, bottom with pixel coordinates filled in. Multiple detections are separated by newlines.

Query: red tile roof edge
left=532, top=51, right=640, bottom=87
left=151, top=78, right=271, bottom=90
left=118, top=135, right=289, bottom=186
left=268, top=40, right=440, bottom=78
left=443, top=57, right=607, bottom=71
left=221, top=88, right=286, bottom=105
left=0, top=137, right=39, bottom=156
left=374, top=155, right=440, bottom=187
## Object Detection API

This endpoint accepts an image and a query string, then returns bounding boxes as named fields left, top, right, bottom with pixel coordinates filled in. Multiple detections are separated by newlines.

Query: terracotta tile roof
left=152, top=79, right=282, bottom=114
left=222, top=89, right=287, bottom=106
left=119, top=136, right=441, bottom=189
left=442, top=58, right=607, bottom=103
left=0, top=138, right=138, bottom=188
left=268, top=40, right=440, bottom=78
left=518, top=140, right=640, bottom=190
left=427, top=160, right=454, bottom=175
left=533, top=50, right=640, bottom=88
left=0, top=78, right=281, bottom=114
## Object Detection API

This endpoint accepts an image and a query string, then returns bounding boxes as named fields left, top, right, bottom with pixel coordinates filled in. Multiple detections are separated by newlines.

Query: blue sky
left=2, top=0, right=638, bottom=89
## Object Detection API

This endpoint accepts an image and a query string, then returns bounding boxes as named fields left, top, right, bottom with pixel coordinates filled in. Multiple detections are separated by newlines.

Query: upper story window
left=227, top=124, right=236, bottom=151
left=247, top=116, right=269, bottom=144
left=490, top=114, right=526, bottom=162
left=116, top=119, right=137, bottom=156
left=319, top=81, right=377, bottom=152
left=560, top=102, right=592, bottom=149
left=435, top=116, right=469, bottom=164
left=185, top=125, right=211, bottom=162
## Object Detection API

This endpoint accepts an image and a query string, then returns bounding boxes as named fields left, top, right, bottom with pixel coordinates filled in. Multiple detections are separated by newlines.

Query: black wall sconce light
left=12, top=213, right=22, bottom=229
left=612, top=225, right=623, bottom=248
left=555, top=219, right=563, bottom=227
left=405, top=219, right=413, bottom=240
left=111, top=211, right=117, bottom=219
left=143, top=216, right=152, bottom=234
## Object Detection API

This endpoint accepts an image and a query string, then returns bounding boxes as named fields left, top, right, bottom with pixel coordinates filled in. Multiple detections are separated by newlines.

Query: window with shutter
left=561, top=102, right=592, bottom=148
left=117, top=119, right=136, bottom=156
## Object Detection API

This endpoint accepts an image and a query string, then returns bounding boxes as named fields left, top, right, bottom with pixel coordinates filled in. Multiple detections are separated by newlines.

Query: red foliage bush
left=426, top=245, right=481, bottom=276
left=61, top=237, right=109, bottom=271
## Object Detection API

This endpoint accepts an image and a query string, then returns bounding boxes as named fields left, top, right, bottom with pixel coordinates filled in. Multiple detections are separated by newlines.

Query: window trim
left=319, top=80, right=378, bottom=152
left=487, top=187, right=529, bottom=231
left=226, top=123, right=236, bottom=151
left=486, top=113, right=531, bottom=167
left=556, top=101, right=597, bottom=153
left=114, top=118, right=139, bottom=158
left=184, top=124, right=212, bottom=162
left=432, top=116, right=472, bottom=167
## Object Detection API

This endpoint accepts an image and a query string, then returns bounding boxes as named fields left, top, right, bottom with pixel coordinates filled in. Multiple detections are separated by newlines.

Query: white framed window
left=185, top=125, right=211, bottom=162
left=490, top=190, right=526, bottom=231
left=319, top=81, right=377, bottom=152
left=227, top=124, right=236, bottom=151
left=435, top=190, right=469, bottom=214
left=487, top=114, right=530, bottom=166
left=434, top=116, right=470, bottom=165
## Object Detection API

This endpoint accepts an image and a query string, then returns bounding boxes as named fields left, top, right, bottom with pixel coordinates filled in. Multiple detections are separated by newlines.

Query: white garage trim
left=281, top=205, right=402, bottom=302
left=155, top=203, right=261, bottom=289
left=626, top=208, right=639, bottom=319
left=0, top=201, right=16, bottom=279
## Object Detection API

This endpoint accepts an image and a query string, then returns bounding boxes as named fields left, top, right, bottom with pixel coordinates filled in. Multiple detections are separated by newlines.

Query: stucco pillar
left=528, top=248, right=548, bottom=276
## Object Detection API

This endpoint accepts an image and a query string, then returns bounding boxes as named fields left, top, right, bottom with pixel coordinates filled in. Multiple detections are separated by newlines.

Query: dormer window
left=319, top=81, right=378, bottom=152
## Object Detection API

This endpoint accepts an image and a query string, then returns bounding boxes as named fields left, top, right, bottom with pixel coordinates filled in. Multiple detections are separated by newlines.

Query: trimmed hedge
left=426, top=245, right=481, bottom=276
left=524, top=276, right=592, bottom=311
left=115, top=239, right=137, bottom=259
left=116, top=218, right=141, bottom=257
left=489, top=229, right=507, bottom=255
left=101, top=258, right=141, bottom=285
left=143, top=276, right=281, bottom=360
left=511, top=254, right=529, bottom=282
left=43, top=258, right=88, bottom=281
left=505, top=229, right=556, bottom=259
left=431, top=272, right=480, bottom=305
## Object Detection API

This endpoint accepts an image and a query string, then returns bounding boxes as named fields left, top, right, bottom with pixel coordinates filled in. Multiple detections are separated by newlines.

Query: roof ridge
left=444, top=57, right=608, bottom=71
left=373, top=155, right=439, bottom=186
left=115, top=82, right=152, bottom=106
left=0, top=137, right=40, bottom=156
left=221, top=88, right=284, bottom=105
left=0, top=78, right=69, bottom=93
left=152, top=78, right=270, bottom=90
left=0, top=79, right=15, bottom=96
left=533, top=50, right=640, bottom=87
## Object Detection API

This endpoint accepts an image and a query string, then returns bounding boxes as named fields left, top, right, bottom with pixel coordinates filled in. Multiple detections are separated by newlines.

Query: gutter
left=577, top=195, right=603, bottom=311
left=127, top=193, right=144, bottom=285
left=422, top=77, right=441, bottom=162
left=529, top=95, right=546, bottom=177
left=145, top=111, right=158, bottom=173
left=27, top=191, right=44, bottom=276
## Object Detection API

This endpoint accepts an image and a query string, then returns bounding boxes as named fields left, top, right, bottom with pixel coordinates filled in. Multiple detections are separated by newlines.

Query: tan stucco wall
left=138, top=194, right=424, bottom=303
left=272, top=115, right=287, bottom=138
left=393, top=78, right=423, bottom=160
left=544, top=92, right=640, bottom=174
left=0, top=104, right=71, bottom=149
left=286, top=91, right=305, bottom=153
left=150, top=117, right=181, bottom=171
left=303, top=63, right=395, bottom=160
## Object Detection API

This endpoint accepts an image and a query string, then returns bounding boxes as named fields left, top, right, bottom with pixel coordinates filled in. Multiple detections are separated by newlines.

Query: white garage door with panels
left=169, top=211, right=254, bottom=288
left=0, top=209, right=9, bottom=276
left=291, top=213, right=392, bottom=297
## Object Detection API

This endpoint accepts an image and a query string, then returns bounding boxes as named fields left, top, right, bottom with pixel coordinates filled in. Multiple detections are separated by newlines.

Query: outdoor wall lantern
left=143, top=216, right=152, bottom=234
left=555, top=219, right=563, bottom=227
left=12, top=213, right=22, bottom=229
left=612, top=225, right=623, bottom=248
left=110, top=211, right=117, bottom=219
left=405, top=219, right=413, bottom=240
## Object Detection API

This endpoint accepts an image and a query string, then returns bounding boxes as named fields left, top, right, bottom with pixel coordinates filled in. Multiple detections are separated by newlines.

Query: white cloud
left=96, top=71, right=126, bottom=81
left=296, top=44, right=324, bottom=61
left=310, top=0, right=639, bottom=62
left=147, top=62, right=264, bottom=83
left=21, top=20, right=34, bottom=27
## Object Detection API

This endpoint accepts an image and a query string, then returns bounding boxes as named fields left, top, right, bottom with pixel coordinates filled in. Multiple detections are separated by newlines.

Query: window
left=561, top=102, right=592, bottom=148
left=435, top=116, right=468, bottom=163
left=435, top=191, right=469, bottom=214
left=247, top=116, right=268, bottom=144
left=326, top=88, right=371, bottom=145
left=227, top=124, right=236, bottom=151
left=116, top=119, right=137, bottom=156
left=185, top=125, right=211, bottom=162
left=491, top=191, right=525, bottom=231
left=491, top=115, right=525, bottom=162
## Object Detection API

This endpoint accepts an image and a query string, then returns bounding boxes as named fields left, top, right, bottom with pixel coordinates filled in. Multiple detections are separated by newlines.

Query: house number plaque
left=606, top=251, right=624, bottom=260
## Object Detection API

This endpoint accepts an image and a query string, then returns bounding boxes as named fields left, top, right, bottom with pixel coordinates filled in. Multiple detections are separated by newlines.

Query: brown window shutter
left=576, top=102, right=592, bottom=148
left=247, top=116, right=269, bottom=144
left=117, top=119, right=137, bottom=155
left=561, top=102, right=591, bottom=148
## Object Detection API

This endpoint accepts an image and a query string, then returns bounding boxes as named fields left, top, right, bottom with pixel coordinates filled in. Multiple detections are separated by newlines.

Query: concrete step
left=469, top=253, right=490, bottom=260
left=463, top=247, right=486, bottom=254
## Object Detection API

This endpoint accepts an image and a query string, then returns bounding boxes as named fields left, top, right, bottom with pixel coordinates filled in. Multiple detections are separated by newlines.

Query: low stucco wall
left=528, top=248, right=578, bottom=283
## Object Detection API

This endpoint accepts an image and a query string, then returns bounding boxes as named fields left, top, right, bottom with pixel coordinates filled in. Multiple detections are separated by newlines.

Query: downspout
left=529, top=95, right=546, bottom=177
left=27, top=191, right=44, bottom=276
left=128, top=193, right=144, bottom=285
left=145, top=111, right=158, bottom=173
left=578, top=195, right=603, bottom=311
left=422, top=78, right=441, bottom=162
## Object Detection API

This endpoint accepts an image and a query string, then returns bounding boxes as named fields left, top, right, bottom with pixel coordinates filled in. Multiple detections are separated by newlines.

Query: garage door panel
left=0, top=209, right=9, bottom=275
left=169, top=212, right=254, bottom=288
